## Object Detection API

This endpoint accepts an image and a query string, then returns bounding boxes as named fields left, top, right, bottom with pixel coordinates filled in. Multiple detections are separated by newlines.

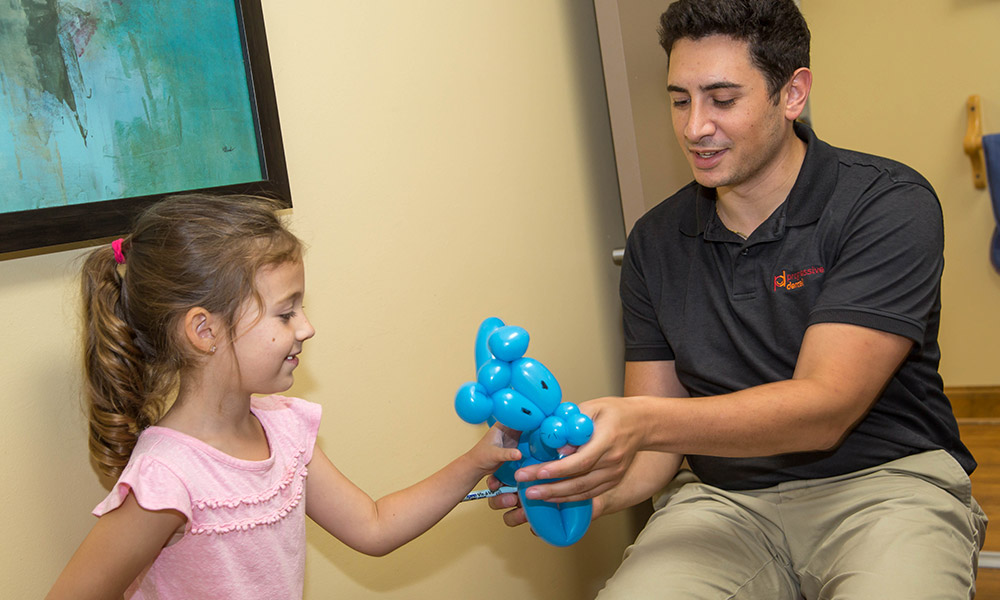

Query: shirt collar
left=680, top=121, right=837, bottom=237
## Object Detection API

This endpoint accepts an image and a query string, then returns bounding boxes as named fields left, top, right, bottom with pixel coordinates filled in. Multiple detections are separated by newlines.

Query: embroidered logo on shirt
left=773, top=266, right=824, bottom=291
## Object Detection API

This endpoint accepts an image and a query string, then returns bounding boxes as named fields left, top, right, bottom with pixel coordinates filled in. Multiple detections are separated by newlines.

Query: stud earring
left=210, top=345, right=216, bottom=354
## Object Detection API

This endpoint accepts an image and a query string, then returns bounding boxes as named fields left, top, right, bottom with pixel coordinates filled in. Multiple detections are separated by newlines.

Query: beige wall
left=597, top=0, right=691, bottom=230
left=802, top=0, right=1000, bottom=386
left=4, top=2, right=636, bottom=598
left=603, top=0, right=1000, bottom=387
left=594, top=0, right=692, bottom=233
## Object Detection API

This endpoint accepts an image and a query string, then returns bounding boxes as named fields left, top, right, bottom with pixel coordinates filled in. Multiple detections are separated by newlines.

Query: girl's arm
left=46, top=491, right=185, bottom=600
left=305, top=423, right=519, bottom=556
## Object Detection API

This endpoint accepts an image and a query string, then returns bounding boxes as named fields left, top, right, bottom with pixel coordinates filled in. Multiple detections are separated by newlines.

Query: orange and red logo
left=773, top=266, right=824, bottom=291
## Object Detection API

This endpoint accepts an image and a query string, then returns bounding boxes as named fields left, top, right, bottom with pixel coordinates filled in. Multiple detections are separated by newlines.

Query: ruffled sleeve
left=93, top=452, right=193, bottom=520
left=291, top=398, right=321, bottom=466
left=252, top=395, right=322, bottom=466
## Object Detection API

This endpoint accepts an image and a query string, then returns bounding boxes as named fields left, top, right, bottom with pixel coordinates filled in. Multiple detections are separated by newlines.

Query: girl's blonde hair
left=81, top=194, right=302, bottom=478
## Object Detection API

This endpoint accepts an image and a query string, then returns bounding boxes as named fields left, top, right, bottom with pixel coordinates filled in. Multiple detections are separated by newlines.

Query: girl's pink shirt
left=94, top=395, right=321, bottom=599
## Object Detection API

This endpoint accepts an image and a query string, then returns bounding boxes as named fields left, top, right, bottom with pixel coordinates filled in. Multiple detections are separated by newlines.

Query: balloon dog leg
left=516, top=455, right=593, bottom=547
left=488, top=432, right=593, bottom=546
left=518, top=484, right=593, bottom=547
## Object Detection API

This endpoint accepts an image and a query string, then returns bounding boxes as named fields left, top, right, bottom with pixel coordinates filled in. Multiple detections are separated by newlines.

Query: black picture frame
left=0, top=0, right=290, bottom=254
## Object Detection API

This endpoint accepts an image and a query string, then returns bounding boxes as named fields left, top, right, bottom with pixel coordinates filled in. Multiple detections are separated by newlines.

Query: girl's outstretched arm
left=305, top=423, right=519, bottom=556
left=46, top=491, right=185, bottom=600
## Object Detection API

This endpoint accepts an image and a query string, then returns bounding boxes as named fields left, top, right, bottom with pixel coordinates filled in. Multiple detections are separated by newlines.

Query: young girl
left=46, top=194, right=519, bottom=600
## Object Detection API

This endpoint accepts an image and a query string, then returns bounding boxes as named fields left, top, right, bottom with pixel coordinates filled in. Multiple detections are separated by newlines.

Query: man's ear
left=784, top=67, right=812, bottom=121
left=182, top=306, right=218, bottom=355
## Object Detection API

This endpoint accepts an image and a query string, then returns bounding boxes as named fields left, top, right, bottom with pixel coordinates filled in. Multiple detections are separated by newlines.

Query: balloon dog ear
left=454, top=382, right=493, bottom=424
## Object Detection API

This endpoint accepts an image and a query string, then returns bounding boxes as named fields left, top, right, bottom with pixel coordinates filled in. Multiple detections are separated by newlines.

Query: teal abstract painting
left=0, top=0, right=264, bottom=213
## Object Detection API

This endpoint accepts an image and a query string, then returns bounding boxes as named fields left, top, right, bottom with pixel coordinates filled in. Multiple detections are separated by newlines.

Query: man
left=491, top=0, right=986, bottom=597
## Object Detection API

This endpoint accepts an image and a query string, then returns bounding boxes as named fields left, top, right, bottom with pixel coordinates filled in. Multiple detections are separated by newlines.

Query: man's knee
left=597, top=489, right=799, bottom=599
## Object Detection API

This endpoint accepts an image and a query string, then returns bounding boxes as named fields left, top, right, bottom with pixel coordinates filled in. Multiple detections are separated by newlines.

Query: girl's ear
left=182, top=307, right=219, bottom=355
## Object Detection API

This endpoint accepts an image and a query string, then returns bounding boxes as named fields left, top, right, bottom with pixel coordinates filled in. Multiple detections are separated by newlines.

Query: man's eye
left=671, top=98, right=690, bottom=108
left=713, top=98, right=736, bottom=108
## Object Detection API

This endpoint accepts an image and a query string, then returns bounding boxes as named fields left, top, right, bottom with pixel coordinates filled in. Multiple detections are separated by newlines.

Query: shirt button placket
left=733, top=245, right=756, bottom=299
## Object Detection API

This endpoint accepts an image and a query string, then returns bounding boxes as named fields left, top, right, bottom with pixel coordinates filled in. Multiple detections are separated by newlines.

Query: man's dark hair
left=659, top=0, right=810, bottom=100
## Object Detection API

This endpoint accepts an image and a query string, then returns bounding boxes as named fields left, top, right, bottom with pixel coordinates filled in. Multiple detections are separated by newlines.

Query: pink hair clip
left=111, top=238, right=126, bottom=265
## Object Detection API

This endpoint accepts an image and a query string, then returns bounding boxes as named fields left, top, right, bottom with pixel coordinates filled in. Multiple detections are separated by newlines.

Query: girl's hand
left=486, top=473, right=525, bottom=527
left=467, top=422, right=521, bottom=474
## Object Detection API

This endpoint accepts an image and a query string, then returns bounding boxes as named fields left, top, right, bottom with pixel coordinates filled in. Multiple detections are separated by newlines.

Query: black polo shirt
left=620, top=122, right=975, bottom=490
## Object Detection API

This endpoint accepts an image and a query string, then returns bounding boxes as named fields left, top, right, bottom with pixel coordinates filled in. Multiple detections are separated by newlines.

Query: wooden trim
left=947, top=386, right=1000, bottom=419
left=593, top=0, right=646, bottom=236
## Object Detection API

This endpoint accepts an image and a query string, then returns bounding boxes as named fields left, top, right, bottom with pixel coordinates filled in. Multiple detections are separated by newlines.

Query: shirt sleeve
left=620, top=223, right=676, bottom=362
left=93, top=452, right=193, bottom=520
left=809, top=178, right=943, bottom=344
left=252, top=395, right=322, bottom=466
left=288, top=397, right=322, bottom=466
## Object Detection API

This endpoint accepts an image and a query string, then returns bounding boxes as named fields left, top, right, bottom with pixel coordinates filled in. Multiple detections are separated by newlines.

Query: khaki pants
left=597, top=451, right=988, bottom=599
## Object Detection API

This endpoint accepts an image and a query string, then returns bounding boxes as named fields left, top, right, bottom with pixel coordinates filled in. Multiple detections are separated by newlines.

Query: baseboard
left=947, top=386, right=1000, bottom=419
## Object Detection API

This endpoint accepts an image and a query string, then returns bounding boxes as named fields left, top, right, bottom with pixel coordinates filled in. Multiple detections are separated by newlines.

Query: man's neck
left=715, top=130, right=807, bottom=237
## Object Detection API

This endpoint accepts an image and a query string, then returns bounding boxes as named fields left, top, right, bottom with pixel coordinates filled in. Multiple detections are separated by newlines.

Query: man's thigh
left=787, top=451, right=987, bottom=600
left=596, top=482, right=800, bottom=600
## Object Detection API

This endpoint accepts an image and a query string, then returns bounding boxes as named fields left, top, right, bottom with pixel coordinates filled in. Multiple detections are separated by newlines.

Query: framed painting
left=0, top=0, right=290, bottom=254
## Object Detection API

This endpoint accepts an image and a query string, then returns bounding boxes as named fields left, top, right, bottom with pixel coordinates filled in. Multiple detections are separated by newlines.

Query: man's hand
left=512, top=397, right=647, bottom=504
left=486, top=473, right=612, bottom=529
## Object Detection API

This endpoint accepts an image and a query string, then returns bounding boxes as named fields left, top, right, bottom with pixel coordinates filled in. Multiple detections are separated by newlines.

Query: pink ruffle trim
left=189, top=447, right=309, bottom=536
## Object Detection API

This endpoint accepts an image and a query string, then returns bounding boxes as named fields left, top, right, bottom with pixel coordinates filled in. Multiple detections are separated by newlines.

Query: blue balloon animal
left=455, top=317, right=594, bottom=546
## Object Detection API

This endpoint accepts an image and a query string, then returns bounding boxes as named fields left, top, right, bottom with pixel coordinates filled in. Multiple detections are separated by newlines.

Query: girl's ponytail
left=80, top=241, right=154, bottom=478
